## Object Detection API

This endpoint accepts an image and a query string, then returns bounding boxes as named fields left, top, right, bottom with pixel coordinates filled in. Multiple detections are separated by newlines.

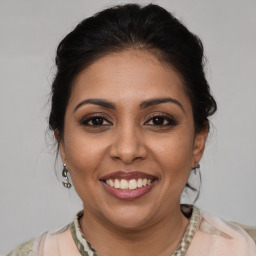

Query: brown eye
left=81, top=116, right=112, bottom=126
left=152, top=117, right=165, bottom=125
left=90, top=117, right=104, bottom=126
left=145, top=115, right=178, bottom=126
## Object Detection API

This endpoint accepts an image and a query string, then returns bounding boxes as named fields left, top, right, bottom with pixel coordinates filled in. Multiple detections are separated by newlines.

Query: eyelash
left=80, top=114, right=178, bottom=128
left=144, top=114, right=178, bottom=127
left=80, top=114, right=112, bottom=127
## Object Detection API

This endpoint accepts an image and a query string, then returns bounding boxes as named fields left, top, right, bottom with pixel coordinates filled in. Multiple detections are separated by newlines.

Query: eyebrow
left=74, top=97, right=185, bottom=113
left=74, top=99, right=116, bottom=112
left=140, top=97, right=185, bottom=113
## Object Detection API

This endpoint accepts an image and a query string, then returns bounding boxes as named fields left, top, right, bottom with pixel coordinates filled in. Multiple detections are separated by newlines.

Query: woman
left=8, top=3, right=255, bottom=256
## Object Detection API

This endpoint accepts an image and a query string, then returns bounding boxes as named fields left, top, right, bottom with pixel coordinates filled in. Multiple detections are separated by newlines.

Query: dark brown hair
left=49, top=3, right=216, bottom=139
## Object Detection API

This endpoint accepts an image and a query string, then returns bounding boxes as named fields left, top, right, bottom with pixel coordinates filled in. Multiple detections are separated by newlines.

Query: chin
left=101, top=204, right=157, bottom=230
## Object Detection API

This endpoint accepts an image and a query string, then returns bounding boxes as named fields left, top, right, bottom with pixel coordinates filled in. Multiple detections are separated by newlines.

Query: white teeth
left=105, top=178, right=153, bottom=190
left=120, top=179, right=129, bottom=189
left=137, top=178, right=142, bottom=188
left=109, top=179, right=114, bottom=187
left=114, top=179, right=120, bottom=189
left=128, top=179, right=137, bottom=190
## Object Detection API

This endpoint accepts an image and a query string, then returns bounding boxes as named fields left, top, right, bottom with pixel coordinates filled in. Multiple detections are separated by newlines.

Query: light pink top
left=186, top=210, right=256, bottom=255
left=8, top=207, right=256, bottom=256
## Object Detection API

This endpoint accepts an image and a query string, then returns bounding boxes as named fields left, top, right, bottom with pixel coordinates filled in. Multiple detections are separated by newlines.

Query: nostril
left=109, top=130, right=148, bottom=163
left=109, top=148, right=146, bottom=163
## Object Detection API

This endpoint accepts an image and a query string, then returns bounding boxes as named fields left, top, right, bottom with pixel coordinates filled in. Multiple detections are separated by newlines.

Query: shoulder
left=6, top=238, right=35, bottom=256
left=6, top=224, right=78, bottom=256
left=232, top=221, right=256, bottom=243
left=200, top=210, right=255, bottom=241
left=193, top=209, right=256, bottom=255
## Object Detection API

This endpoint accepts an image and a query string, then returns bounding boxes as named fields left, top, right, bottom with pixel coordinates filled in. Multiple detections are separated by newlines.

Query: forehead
left=69, top=49, right=191, bottom=110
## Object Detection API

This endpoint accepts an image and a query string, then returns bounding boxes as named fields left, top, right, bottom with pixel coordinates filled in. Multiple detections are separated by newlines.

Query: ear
left=54, top=129, right=67, bottom=164
left=192, top=125, right=208, bottom=167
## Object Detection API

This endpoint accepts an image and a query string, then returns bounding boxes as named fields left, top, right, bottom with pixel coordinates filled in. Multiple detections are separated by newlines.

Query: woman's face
left=59, top=49, right=207, bottom=229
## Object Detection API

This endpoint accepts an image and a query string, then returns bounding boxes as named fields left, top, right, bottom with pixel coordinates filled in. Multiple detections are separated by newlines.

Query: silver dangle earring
left=62, top=163, right=72, bottom=189
left=192, top=163, right=200, bottom=174
left=191, top=163, right=201, bottom=203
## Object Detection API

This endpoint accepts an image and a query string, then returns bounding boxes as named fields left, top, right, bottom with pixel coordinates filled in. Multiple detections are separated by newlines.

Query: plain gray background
left=0, top=0, right=255, bottom=254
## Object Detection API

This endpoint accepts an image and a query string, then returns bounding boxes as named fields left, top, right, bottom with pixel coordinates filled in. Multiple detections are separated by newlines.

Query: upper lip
left=99, top=170, right=157, bottom=180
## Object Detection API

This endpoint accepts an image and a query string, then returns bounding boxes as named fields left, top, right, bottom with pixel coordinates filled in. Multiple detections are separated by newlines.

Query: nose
left=109, top=125, right=147, bottom=164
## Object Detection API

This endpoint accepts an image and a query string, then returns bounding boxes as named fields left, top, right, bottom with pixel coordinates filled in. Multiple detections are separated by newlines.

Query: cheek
left=63, top=128, right=108, bottom=179
left=149, top=132, right=194, bottom=177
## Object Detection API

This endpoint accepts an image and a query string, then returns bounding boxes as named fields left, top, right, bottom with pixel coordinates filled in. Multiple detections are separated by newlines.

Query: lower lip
left=101, top=181, right=156, bottom=200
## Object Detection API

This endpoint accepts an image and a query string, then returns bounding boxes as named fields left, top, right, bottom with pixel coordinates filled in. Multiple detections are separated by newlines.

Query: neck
left=80, top=205, right=189, bottom=256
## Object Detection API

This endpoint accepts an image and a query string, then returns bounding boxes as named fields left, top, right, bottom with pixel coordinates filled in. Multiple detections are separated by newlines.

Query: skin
left=58, top=49, right=208, bottom=256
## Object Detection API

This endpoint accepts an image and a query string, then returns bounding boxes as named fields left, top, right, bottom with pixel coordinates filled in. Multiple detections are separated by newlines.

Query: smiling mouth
left=99, top=171, right=157, bottom=199
left=103, top=178, right=155, bottom=190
